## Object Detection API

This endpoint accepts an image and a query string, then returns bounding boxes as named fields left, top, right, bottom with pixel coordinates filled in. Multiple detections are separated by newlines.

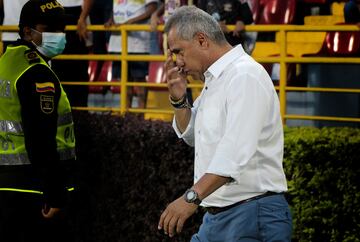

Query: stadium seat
left=258, top=0, right=296, bottom=24
left=331, top=2, right=345, bottom=16
left=87, top=61, right=113, bottom=109
left=88, top=60, right=109, bottom=94
left=109, top=79, right=121, bottom=94
left=307, top=23, right=360, bottom=57
left=304, top=15, right=344, bottom=25
left=325, top=25, right=360, bottom=56
left=144, top=61, right=172, bottom=121
left=247, top=0, right=260, bottom=23
left=146, top=61, right=166, bottom=90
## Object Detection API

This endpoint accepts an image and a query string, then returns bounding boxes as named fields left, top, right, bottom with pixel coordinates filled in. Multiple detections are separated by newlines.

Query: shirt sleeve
left=172, top=98, right=200, bottom=147
left=206, top=69, right=272, bottom=182
left=16, top=64, right=67, bottom=207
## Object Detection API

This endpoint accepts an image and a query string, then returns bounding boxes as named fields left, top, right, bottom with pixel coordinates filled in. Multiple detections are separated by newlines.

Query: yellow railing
left=1, top=24, right=359, bottom=123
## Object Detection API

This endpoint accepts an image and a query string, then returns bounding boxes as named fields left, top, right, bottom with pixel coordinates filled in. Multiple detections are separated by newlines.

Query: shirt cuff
left=172, top=109, right=196, bottom=146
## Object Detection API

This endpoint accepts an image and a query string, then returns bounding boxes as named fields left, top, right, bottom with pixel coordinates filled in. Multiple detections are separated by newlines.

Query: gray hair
left=164, top=5, right=227, bottom=45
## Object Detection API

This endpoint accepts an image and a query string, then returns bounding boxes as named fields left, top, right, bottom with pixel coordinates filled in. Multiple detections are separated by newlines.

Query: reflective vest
left=0, top=45, right=76, bottom=166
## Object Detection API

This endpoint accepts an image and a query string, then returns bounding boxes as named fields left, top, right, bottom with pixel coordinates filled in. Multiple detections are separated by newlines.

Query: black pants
left=0, top=192, right=75, bottom=242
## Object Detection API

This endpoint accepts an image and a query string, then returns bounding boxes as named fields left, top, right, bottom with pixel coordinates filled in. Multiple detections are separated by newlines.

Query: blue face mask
left=32, top=29, right=66, bottom=58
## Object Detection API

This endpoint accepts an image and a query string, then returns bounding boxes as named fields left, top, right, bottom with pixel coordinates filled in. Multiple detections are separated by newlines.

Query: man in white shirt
left=158, top=6, right=292, bottom=241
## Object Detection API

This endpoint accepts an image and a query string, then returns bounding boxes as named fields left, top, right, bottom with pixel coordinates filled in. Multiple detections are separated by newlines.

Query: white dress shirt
left=173, top=45, right=288, bottom=207
left=108, top=0, right=158, bottom=53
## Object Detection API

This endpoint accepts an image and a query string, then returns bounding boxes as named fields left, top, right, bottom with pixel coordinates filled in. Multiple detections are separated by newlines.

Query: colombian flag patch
left=35, top=82, right=55, bottom=93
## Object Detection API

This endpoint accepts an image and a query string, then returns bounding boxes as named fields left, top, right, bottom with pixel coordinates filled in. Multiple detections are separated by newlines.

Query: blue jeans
left=191, top=194, right=292, bottom=242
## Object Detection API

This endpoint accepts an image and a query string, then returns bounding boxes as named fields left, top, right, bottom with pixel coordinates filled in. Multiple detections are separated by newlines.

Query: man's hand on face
left=165, top=49, right=187, bottom=100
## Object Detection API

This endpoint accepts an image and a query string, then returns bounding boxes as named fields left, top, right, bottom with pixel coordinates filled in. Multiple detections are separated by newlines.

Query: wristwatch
left=184, top=189, right=202, bottom=205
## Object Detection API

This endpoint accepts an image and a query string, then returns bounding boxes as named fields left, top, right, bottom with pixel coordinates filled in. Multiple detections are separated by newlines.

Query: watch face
left=186, top=190, right=196, bottom=201
left=184, top=189, right=201, bottom=204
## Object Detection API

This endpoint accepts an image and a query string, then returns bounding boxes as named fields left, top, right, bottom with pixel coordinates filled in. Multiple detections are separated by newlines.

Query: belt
left=205, top=192, right=283, bottom=215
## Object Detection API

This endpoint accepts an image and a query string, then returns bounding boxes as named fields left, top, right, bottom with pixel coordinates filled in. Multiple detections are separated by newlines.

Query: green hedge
left=71, top=112, right=360, bottom=242
left=284, top=127, right=360, bottom=242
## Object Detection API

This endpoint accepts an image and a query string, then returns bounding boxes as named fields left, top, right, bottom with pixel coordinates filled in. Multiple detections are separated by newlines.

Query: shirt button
left=205, top=86, right=208, bottom=90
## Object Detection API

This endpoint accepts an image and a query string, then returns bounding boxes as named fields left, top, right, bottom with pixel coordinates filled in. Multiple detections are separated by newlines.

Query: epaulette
left=24, top=49, right=41, bottom=64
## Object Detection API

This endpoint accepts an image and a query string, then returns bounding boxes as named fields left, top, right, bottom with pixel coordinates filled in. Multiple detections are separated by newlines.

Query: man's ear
left=196, top=32, right=209, bottom=49
left=22, top=26, right=32, bottom=41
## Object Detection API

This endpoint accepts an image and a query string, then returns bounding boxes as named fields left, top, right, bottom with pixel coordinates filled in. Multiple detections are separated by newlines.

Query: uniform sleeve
left=16, top=64, right=67, bottom=208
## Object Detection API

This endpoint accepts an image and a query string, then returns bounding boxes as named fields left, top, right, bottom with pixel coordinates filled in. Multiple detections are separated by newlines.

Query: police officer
left=0, top=0, right=76, bottom=241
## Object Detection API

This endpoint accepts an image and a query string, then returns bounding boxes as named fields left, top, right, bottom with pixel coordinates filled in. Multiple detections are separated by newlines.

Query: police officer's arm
left=16, top=64, right=67, bottom=209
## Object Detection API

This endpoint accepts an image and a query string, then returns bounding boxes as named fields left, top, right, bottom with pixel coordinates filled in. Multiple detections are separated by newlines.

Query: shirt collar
left=204, top=45, right=246, bottom=81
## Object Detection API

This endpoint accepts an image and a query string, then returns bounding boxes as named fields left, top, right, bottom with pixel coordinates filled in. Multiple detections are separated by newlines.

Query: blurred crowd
left=1, top=0, right=359, bottom=108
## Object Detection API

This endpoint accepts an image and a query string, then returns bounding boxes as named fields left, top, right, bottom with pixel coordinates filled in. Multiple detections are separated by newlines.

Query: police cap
left=19, top=0, right=67, bottom=31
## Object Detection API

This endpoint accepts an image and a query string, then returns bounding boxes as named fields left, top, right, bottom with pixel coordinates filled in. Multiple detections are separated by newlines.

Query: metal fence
left=1, top=24, right=359, bottom=124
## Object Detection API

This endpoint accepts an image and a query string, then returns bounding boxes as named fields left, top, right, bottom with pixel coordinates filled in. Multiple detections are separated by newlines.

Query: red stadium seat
left=88, top=61, right=113, bottom=93
left=98, top=61, right=112, bottom=83
left=146, top=61, right=166, bottom=91
left=109, top=80, right=119, bottom=93
left=325, top=24, right=360, bottom=56
left=305, top=23, right=360, bottom=57
left=258, top=0, right=296, bottom=24
left=247, top=0, right=261, bottom=24
left=259, top=0, right=268, bottom=6
left=87, top=61, right=113, bottom=108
